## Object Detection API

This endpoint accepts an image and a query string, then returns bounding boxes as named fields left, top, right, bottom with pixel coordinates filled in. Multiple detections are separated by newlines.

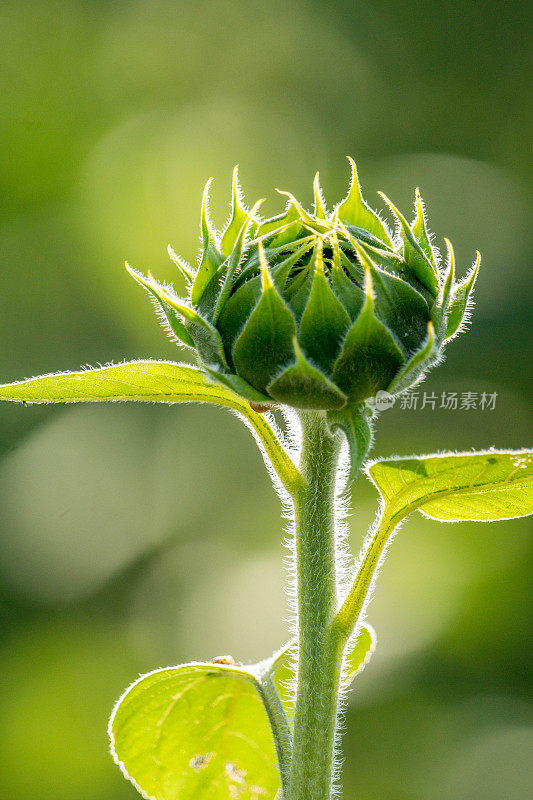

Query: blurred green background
left=0, top=1, right=532, bottom=798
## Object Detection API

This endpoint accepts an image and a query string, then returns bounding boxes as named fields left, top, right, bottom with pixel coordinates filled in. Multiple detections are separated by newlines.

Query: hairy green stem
left=288, top=411, right=345, bottom=800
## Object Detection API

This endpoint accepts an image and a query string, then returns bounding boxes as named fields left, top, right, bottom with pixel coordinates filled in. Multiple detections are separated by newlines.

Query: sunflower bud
left=128, top=159, right=480, bottom=415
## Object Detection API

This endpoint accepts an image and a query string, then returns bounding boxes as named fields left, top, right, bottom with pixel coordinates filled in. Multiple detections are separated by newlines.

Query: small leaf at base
left=327, top=404, right=373, bottom=485
left=110, top=663, right=281, bottom=800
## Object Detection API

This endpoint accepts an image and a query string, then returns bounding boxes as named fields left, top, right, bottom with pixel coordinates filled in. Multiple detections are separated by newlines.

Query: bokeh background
left=1, top=1, right=532, bottom=798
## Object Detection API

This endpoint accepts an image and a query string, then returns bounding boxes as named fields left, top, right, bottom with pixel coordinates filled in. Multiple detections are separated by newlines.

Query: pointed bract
left=332, top=269, right=405, bottom=402
left=268, top=338, right=347, bottom=410
left=216, top=275, right=262, bottom=364
left=220, top=166, right=254, bottom=258
left=167, top=245, right=195, bottom=284
left=298, top=241, right=351, bottom=374
left=441, top=238, right=456, bottom=308
left=276, top=189, right=329, bottom=234
left=444, top=252, right=481, bottom=341
left=191, top=178, right=224, bottom=305
left=213, top=198, right=264, bottom=323
left=125, top=263, right=195, bottom=348
left=232, top=248, right=297, bottom=394
left=412, top=188, right=438, bottom=266
left=132, top=268, right=228, bottom=369
left=379, top=192, right=439, bottom=296
left=331, top=233, right=364, bottom=319
left=337, top=158, right=393, bottom=247
left=431, top=237, right=455, bottom=337
left=271, top=239, right=316, bottom=293
left=313, top=172, right=327, bottom=220
left=255, top=199, right=304, bottom=247
left=367, top=264, right=430, bottom=355
left=387, top=321, right=437, bottom=394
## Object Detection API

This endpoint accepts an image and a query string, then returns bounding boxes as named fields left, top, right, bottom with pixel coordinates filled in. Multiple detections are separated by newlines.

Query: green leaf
left=0, top=360, right=301, bottom=494
left=337, top=158, right=393, bottom=247
left=0, top=361, right=218, bottom=404
left=444, top=251, right=481, bottom=341
left=110, top=662, right=286, bottom=800
left=268, top=338, right=347, bottom=410
left=368, top=450, right=533, bottom=524
left=297, top=241, right=351, bottom=373
left=336, top=450, right=533, bottom=639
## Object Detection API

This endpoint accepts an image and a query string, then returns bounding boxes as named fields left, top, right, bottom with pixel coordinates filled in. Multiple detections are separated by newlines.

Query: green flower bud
left=128, top=159, right=480, bottom=414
